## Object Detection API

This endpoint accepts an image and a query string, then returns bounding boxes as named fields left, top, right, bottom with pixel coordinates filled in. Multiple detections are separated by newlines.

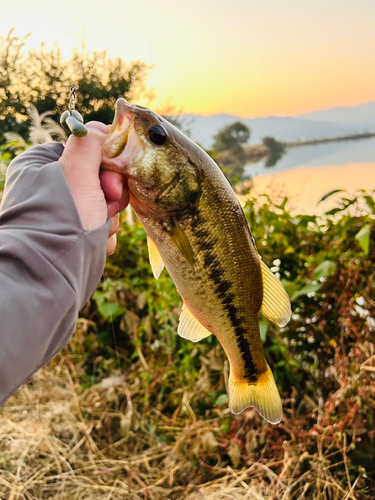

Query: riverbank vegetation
left=0, top=172, right=374, bottom=498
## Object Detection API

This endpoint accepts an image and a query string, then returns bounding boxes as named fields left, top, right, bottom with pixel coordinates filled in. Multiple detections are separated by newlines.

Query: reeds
left=0, top=343, right=369, bottom=500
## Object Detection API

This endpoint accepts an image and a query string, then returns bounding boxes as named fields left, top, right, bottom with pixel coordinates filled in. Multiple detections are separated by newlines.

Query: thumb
left=60, top=121, right=108, bottom=184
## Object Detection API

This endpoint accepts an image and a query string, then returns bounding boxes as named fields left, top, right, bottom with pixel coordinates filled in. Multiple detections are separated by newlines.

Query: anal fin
left=178, top=304, right=212, bottom=342
left=229, top=364, right=283, bottom=424
left=147, top=236, right=164, bottom=279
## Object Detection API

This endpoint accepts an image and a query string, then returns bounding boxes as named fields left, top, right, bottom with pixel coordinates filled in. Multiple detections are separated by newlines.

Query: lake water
left=244, top=137, right=375, bottom=214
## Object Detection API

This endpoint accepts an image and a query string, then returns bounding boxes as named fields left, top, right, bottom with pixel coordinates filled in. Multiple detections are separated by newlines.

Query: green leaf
left=99, top=302, right=125, bottom=320
left=355, top=224, right=370, bottom=255
left=214, top=394, right=229, bottom=407
left=325, top=207, right=344, bottom=216
left=259, top=320, right=268, bottom=343
left=364, top=195, right=375, bottom=212
left=288, top=359, right=299, bottom=368
left=275, top=196, right=288, bottom=210
left=318, top=189, right=344, bottom=204
left=93, top=290, right=107, bottom=308
left=220, top=419, right=232, bottom=433
left=291, top=283, right=322, bottom=302
left=281, top=279, right=298, bottom=299
left=313, top=260, right=336, bottom=280
left=0, top=152, right=12, bottom=163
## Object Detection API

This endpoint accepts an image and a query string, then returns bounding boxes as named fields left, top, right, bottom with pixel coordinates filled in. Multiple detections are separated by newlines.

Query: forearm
left=0, top=143, right=110, bottom=405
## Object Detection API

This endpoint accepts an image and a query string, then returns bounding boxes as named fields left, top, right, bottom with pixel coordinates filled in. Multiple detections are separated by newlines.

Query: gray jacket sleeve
left=0, top=142, right=111, bottom=405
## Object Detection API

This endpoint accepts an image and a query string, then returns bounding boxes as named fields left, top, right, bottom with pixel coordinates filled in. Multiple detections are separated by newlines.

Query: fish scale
left=187, top=185, right=267, bottom=381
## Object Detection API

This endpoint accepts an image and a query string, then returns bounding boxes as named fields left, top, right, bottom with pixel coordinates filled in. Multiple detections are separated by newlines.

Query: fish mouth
left=101, top=98, right=136, bottom=172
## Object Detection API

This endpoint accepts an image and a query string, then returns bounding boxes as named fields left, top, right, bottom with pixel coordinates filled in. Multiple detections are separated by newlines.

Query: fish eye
left=149, top=124, right=167, bottom=146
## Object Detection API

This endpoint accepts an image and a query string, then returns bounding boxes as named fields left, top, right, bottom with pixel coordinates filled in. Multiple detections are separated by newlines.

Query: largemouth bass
left=101, top=98, right=291, bottom=424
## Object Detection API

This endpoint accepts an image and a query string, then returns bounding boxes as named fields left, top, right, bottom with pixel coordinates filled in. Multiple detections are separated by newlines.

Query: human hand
left=59, top=121, right=129, bottom=255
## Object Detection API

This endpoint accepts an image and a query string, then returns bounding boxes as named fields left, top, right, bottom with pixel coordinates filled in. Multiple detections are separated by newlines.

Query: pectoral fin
left=178, top=304, right=212, bottom=342
left=259, top=258, right=292, bottom=328
left=166, top=221, right=195, bottom=269
left=147, top=236, right=164, bottom=279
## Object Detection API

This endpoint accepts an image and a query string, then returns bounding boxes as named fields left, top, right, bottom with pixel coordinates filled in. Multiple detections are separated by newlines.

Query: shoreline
left=244, top=131, right=375, bottom=162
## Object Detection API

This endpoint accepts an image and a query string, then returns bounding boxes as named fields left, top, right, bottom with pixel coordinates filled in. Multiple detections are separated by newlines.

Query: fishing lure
left=60, top=86, right=88, bottom=137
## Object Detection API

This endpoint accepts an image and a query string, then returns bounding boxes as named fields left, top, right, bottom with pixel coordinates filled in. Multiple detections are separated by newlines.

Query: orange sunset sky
left=2, top=0, right=375, bottom=118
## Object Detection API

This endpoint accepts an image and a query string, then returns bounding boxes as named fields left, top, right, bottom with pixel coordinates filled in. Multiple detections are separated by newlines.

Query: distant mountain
left=299, top=101, right=375, bottom=129
left=177, top=101, right=375, bottom=148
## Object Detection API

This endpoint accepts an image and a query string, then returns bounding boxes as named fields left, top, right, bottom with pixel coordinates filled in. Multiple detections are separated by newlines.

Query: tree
left=211, top=121, right=251, bottom=184
left=262, top=136, right=286, bottom=167
left=0, top=29, right=150, bottom=143
left=212, top=121, right=250, bottom=152
left=0, top=30, right=32, bottom=140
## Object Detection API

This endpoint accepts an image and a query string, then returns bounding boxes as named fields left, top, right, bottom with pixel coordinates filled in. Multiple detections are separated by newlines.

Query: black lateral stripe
left=215, top=286, right=258, bottom=383
left=193, top=214, right=258, bottom=382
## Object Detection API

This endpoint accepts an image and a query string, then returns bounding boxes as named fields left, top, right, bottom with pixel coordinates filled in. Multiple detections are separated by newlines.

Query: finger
left=106, top=191, right=130, bottom=218
left=62, top=123, right=108, bottom=178
left=108, top=213, right=120, bottom=237
left=103, top=174, right=129, bottom=217
left=101, top=172, right=130, bottom=215
left=100, top=171, right=124, bottom=202
left=64, top=124, right=107, bottom=153
left=106, top=234, right=117, bottom=256
left=85, top=121, right=109, bottom=135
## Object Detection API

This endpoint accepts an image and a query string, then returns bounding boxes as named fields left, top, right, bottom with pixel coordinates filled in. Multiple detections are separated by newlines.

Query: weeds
left=0, top=191, right=374, bottom=499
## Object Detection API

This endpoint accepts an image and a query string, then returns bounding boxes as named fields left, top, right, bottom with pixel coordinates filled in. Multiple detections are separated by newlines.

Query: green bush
left=86, top=190, right=375, bottom=417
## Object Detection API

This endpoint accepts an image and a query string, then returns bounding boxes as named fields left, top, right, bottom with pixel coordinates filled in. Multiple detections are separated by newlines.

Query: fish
left=101, top=98, right=292, bottom=424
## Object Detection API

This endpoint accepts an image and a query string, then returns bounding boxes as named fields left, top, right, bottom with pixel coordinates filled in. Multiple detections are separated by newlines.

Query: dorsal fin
left=178, top=304, right=212, bottom=342
left=259, top=258, right=291, bottom=327
left=147, top=236, right=164, bottom=279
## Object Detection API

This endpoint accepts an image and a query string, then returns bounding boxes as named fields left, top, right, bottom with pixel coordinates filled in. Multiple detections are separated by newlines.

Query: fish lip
left=102, top=98, right=134, bottom=161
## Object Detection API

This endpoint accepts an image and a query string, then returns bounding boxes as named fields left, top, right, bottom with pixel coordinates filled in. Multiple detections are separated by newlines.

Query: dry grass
left=0, top=343, right=368, bottom=500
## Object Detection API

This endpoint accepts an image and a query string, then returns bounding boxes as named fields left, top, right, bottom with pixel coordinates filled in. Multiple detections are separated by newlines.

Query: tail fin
left=229, top=364, right=283, bottom=424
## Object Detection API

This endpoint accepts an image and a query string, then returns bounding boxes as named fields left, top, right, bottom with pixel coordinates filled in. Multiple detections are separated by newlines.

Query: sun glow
left=2, top=0, right=375, bottom=117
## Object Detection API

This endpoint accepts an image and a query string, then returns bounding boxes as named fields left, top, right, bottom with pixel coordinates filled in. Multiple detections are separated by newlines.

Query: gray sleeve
left=0, top=142, right=111, bottom=405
